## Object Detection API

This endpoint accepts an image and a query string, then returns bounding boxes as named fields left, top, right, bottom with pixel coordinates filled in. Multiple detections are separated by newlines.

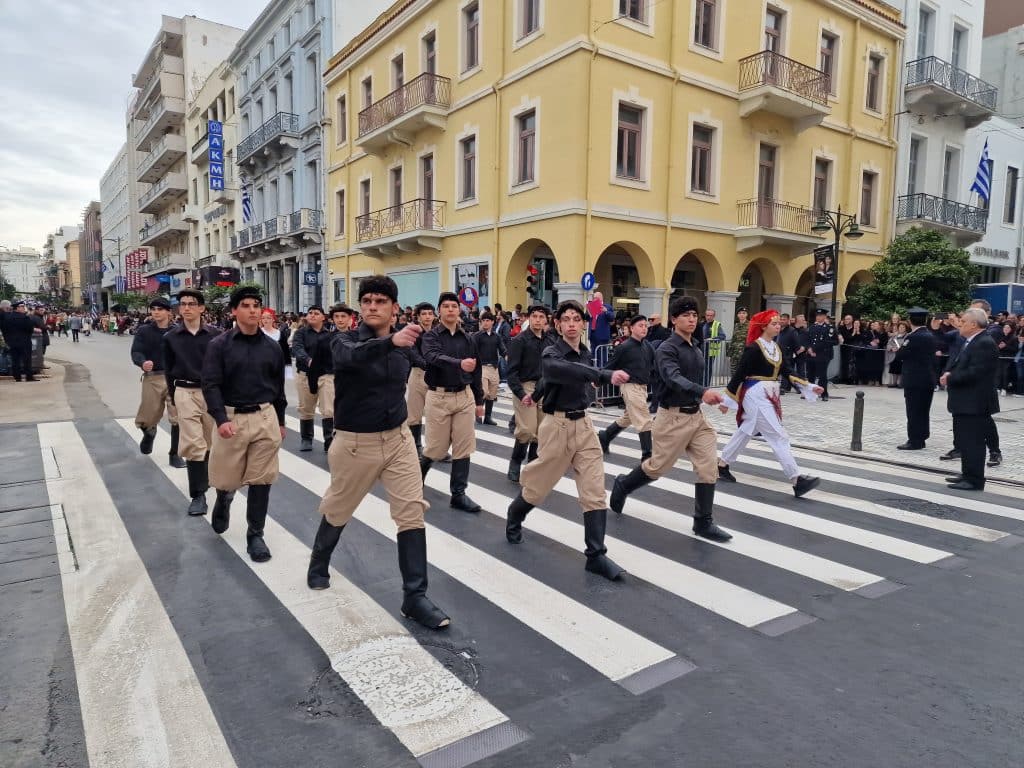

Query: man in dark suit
left=940, top=307, right=999, bottom=491
left=892, top=307, right=937, bottom=450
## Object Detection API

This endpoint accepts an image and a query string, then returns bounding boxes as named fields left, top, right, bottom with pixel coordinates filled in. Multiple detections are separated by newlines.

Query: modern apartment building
left=100, top=143, right=133, bottom=306
left=323, top=0, right=903, bottom=321
left=0, top=247, right=42, bottom=295
left=40, top=225, right=82, bottom=302
left=78, top=202, right=103, bottom=309
left=130, top=15, right=244, bottom=294
left=980, top=21, right=1024, bottom=126
left=227, top=0, right=332, bottom=313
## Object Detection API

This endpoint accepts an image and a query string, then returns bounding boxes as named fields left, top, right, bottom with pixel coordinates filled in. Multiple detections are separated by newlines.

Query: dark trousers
left=953, top=414, right=988, bottom=488
left=985, top=414, right=1000, bottom=453
left=9, top=344, right=32, bottom=379
left=812, top=356, right=830, bottom=395
left=903, top=387, right=933, bottom=447
left=71, top=329, right=80, bottom=342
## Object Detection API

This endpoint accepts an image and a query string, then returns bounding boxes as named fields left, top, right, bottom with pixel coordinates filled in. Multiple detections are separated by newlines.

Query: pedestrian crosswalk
left=37, top=412, right=1024, bottom=768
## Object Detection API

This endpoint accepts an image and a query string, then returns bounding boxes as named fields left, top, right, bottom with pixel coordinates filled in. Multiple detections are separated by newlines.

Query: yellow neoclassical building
left=324, top=0, right=903, bottom=320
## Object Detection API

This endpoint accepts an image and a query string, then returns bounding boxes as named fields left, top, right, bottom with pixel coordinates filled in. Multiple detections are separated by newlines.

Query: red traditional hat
left=746, top=309, right=779, bottom=345
left=261, top=307, right=277, bottom=320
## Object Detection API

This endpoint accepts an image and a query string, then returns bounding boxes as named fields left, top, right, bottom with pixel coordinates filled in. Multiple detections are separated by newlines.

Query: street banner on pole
left=813, top=244, right=835, bottom=296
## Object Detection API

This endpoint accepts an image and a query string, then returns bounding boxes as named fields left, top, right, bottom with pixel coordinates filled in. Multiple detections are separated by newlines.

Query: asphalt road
left=2, top=331, right=1023, bottom=768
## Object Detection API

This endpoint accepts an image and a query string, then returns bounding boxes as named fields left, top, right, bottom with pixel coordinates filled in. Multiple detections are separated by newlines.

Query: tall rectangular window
left=764, top=9, right=783, bottom=53
left=336, top=95, right=347, bottom=143
left=1004, top=167, right=1019, bottom=224
left=917, top=7, right=932, bottom=58
left=690, top=125, right=713, bottom=194
left=335, top=189, right=345, bottom=235
left=464, top=2, right=480, bottom=71
left=942, top=148, right=960, bottom=199
left=306, top=54, right=318, bottom=107
left=362, top=77, right=373, bottom=109
left=813, top=158, right=831, bottom=212
left=866, top=54, right=883, bottom=111
left=515, top=110, right=536, bottom=185
left=520, top=0, right=540, bottom=38
left=860, top=172, right=877, bottom=226
left=694, top=0, right=716, bottom=49
left=460, top=135, right=477, bottom=201
left=907, top=137, right=922, bottom=195
left=619, top=0, right=644, bottom=22
left=392, top=54, right=404, bottom=90
left=616, top=104, right=643, bottom=180
left=359, top=178, right=371, bottom=215
left=390, top=167, right=402, bottom=207
left=820, top=33, right=837, bottom=94
left=951, top=26, right=966, bottom=68
left=423, top=31, right=437, bottom=74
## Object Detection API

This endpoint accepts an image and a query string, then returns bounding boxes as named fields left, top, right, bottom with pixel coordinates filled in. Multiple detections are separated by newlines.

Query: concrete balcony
left=142, top=252, right=191, bottom=278
left=137, top=134, right=186, bottom=183
left=355, top=199, right=446, bottom=257
left=896, top=193, right=988, bottom=247
left=182, top=204, right=202, bottom=224
left=904, top=57, right=997, bottom=128
left=139, top=213, right=189, bottom=246
left=237, top=112, right=300, bottom=166
left=139, top=172, right=187, bottom=214
left=190, top=133, right=210, bottom=164
left=134, top=55, right=184, bottom=119
left=734, top=198, right=826, bottom=256
left=357, top=74, right=452, bottom=155
left=229, top=209, right=322, bottom=257
left=738, top=51, right=831, bottom=132
left=135, top=96, right=186, bottom=152
left=132, top=17, right=184, bottom=88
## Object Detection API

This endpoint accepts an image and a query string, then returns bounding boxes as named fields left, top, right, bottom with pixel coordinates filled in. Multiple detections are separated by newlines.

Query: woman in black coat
left=856, top=320, right=887, bottom=385
left=996, top=323, right=1018, bottom=393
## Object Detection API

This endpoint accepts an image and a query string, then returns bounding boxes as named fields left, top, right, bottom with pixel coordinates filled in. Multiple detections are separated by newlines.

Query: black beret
left=438, top=292, right=460, bottom=306
left=149, top=297, right=171, bottom=310
left=176, top=289, right=205, bottom=305
left=229, top=286, right=262, bottom=309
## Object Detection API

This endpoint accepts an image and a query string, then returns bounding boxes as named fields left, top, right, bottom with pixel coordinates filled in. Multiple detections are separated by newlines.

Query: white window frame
left=334, top=186, right=346, bottom=236
left=455, top=124, right=480, bottom=209
left=688, top=0, right=725, bottom=61
left=459, top=0, right=482, bottom=81
left=387, top=159, right=405, bottom=210
left=416, top=144, right=439, bottom=200
left=420, top=24, right=439, bottom=74
left=858, top=165, right=881, bottom=230
left=762, top=1, right=789, bottom=59
left=863, top=48, right=886, bottom=116
left=916, top=3, right=935, bottom=59
left=817, top=22, right=841, bottom=99
left=513, top=0, right=544, bottom=50
left=613, top=0, right=655, bottom=37
left=358, top=174, right=372, bottom=216
left=447, top=254, right=494, bottom=302
left=1004, top=166, right=1020, bottom=226
left=906, top=134, right=927, bottom=196
left=335, top=94, right=347, bottom=146
left=809, top=152, right=836, bottom=213
left=610, top=89, right=653, bottom=191
left=685, top=112, right=722, bottom=204
left=390, top=48, right=407, bottom=91
left=950, top=20, right=969, bottom=70
left=508, top=97, right=541, bottom=194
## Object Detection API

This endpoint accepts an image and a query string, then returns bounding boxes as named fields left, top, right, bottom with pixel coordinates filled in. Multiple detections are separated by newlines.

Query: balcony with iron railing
left=355, top=198, right=446, bottom=256
left=738, top=51, right=831, bottom=130
left=139, top=212, right=189, bottom=246
left=191, top=132, right=209, bottom=164
left=357, top=73, right=452, bottom=154
left=904, top=57, right=997, bottom=127
left=135, top=95, right=186, bottom=152
left=133, top=54, right=184, bottom=119
left=142, top=252, right=191, bottom=277
left=237, top=112, right=301, bottom=164
left=228, top=209, right=323, bottom=255
left=734, top=198, right=827, bottom=254
left=139, top=172, right=187, bottom=214
left=137, top=133, right=186, bottom=183
left=896, top=193, right=988, bottom=246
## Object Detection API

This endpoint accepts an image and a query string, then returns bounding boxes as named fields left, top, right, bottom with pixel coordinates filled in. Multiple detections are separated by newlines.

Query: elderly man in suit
left=940, top=307, right=999, bottom=491
left=892, top=307, right=937, bottom=450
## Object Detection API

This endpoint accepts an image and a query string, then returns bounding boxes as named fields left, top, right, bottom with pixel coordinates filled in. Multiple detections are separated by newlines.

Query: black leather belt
left=429, top=385, right=466, bottom=393
left=556, top=410, right=587, bottom=420
left=230, top=404, right=263, bottom=413
left=664, top=404, right=700, bottom=414
left=174, top=379, right=201, bottom=388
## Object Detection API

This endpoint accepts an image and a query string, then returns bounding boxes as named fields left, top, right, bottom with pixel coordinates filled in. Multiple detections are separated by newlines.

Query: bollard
left=850, top=390, right=865, bottom=451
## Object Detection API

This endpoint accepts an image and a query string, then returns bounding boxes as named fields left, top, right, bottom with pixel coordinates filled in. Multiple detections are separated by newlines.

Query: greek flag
left=970, top=139, right=991, bottom=204
left=240, top=174, right=253, bottom=225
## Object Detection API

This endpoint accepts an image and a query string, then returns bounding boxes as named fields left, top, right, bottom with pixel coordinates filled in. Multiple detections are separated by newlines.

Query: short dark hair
left=527, top=304, right=548, bottom=316
left=329, top=303, right=354, bottom=316
left=669, top=296, right=699, bottom=319
left=554, top=300, right=586, bottom=319
left=306, top=304, right=325, bottom=314
left=480, top=312, right=495, bottom=321
left=414, top=301, right=435, bottom=316
left=358, top=275, right=399, bottom=303
left=628, top=314, right=647, bottom=325
left=228, top=287, right=261, bottom=309
left=177, top=289, right=205, bottom=305
left=437, top=291, right=460, bottom=307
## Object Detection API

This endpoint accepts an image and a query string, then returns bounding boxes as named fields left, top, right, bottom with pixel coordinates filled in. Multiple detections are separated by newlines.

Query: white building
left=100, top=143, right=132, bottom=302
left=892, top=0, right=998, bottom=248
left=981, top=22, right=1024, bottom=126
left=965, top=119, right=1024, bottom=282
left=40, top=225, right=82, bottom=297
left=0, top=247, right=42, bottom=295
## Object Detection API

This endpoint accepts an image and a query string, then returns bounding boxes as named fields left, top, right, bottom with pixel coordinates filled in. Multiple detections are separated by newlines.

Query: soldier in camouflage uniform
left=727, top=307, right=749, bottom=375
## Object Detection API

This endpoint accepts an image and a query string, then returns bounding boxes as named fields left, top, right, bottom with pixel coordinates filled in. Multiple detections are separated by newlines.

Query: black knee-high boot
left=638, top=430, right=653, bottom=461
left=506, top=493, right=534, bottom=543
left=299, top=419, right=314, bottom=451
left=527, top=441, right=539, bottom=463
left=449, top=458, right=482, bottom=513
left=482, top=400, right=497, bottom=426
left=211, top=490, right=235, bottom=533
left=583, top=509, right=624, bottom=580
left=507, top=441, right=528, bottom=483
left=322, top=418, right=334, bottom=452
left=610, top=465, right=654, bottom=514
left=168, top=425, right=186, bottom=468
left=397, top=528, right=450, bottom=629
left=185, top=459, right=209, bottom=516
left=410, top=424, right=423, bottom=456
left=598, top=423, right=624, bottom=454
left=692, top=482, right=731, bottom=542
left=245, top=485, right=272, bottom=562
left=307, top=516, right=345, bottom=589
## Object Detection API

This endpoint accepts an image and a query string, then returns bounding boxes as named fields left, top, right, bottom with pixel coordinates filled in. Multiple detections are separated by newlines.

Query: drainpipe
left=492, top=1, right=507, bottom=308
left=585, top=2, right=599, bottom=285
left=664, top=0, right=681, bottom=315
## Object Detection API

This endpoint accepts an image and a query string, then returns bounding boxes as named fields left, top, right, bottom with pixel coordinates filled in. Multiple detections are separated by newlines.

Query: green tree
left=111, top=292, right=151, bottom=310
left=0, top=278, right=16, bottom=302
left=203, top=281, right=263, bottom=307
left=847, top=228, right=979, bottom=319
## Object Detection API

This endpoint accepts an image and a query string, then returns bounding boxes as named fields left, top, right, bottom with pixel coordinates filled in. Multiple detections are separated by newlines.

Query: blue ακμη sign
left=208, top=120, right=223, bottom=136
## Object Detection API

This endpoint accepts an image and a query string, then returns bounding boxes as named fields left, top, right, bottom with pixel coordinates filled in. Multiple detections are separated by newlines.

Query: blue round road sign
left=458, top=286, right=479, bottom=307
left=581, top=272, right=596, bottom=291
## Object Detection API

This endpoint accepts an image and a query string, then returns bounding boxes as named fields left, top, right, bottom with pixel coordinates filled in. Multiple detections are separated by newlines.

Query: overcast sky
left=0, top=0, right=260, bottom=252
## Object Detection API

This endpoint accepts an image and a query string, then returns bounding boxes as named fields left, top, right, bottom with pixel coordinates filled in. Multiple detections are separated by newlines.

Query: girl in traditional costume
left=717, top=310, right=823, bottom=497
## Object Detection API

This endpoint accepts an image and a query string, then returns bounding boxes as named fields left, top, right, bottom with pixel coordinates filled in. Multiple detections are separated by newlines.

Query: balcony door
left=390, top=167, right=403, bottom=226
left=421, top=154, right=434, bottom=229
left=391, top=55, right=405, bottom=118
left=764, top=9, right=783, bottom=83
left=757, top=144, right=777, bottom=227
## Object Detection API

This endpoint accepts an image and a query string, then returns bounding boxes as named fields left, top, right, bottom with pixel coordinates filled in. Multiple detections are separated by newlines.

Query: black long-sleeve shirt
left=506, top=329, right=546, bottom=399
left=605, top=337, right=654, bottom=384
left=421, top=324, right=484, bottom=405
left=163, top=323, right=221, bottom=392
left=655, top=332, right=707, bottom=408
left=474, top=329, right=506, bottom=366
left=291, top=325, right=330, bottom=373
left=332, top=324, right=414, bottom=432
left=540, top=338, right=611, bottom=413
left=130, top=321, right=174, bottom=371
left=202, top=328, right=287, bottom=426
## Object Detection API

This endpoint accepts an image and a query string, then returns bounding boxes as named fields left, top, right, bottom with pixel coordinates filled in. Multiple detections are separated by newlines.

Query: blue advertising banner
left=208, top=120, right=224, bottom=190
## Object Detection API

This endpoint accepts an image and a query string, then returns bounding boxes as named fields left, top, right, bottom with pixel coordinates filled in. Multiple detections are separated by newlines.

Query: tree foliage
left=111, top=292, right=151, bottom=310
left=846, top=228, right=978, bottom=319
left=0, top=278, right=16, bottom=302
left=203, top=281, right=264, bottom=307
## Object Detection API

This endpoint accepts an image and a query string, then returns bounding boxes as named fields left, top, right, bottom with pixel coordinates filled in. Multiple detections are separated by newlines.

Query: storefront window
left=453, top=262, right=490, bottom=309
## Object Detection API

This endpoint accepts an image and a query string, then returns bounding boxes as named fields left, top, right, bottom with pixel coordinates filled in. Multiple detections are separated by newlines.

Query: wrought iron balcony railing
left=355, top=198, right=446, bottom=243
left=358, top=73, right=452, bottom=137
left=905, top=56, right=998, bottom=111
left=738, top=50, right=830, bottom=107
left=237, top=112, right=300, bottom=162
left=897, top=193, right=988, bottom=234
left=290, top=208, right=321, bottom=232
left=737, top=198, right=821, bottom=236
left=229, top=209, right=322, bottom=252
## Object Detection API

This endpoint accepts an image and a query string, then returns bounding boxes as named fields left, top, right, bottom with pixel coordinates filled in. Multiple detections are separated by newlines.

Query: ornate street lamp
left=811, top=204, right=863, bottom=320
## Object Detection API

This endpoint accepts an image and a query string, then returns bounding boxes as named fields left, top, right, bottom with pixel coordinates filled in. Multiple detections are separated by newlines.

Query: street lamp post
left=811, top=204, right=864, bottom=321
left=103, top=236, right=124, bottom=299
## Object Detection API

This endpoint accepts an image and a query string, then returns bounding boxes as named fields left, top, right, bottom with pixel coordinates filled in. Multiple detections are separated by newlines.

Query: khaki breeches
left=642, top=407, right=718, bottom=483
left=135, top=374, right=178, bottom=429
left=423, top=388, right=476, bottom=461
left=406, top=368, right=428, bottom=425
left=512, top=380, right=544, bottom=444
left=295, top=371, right=334, bottom=419
left=614, top=382, right=653, bottom=432
left=209, top=404, right=283, bottom=491
left=520, top=413, right=606, bottom=512
left=173, top=388, right=215, bottom=461
left=318, top=425, right=426, bottom=533
left=481, top=365, right=500, bottom=401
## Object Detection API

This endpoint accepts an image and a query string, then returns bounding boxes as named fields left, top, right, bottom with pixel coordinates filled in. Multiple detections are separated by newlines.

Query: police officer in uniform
left=406, top=302, right=436, bottom=456
left=306, top=276, right=449, bottom=630
left=598, top=314, right=654, bottom=459
left=202, top=287, right=287, bottom=562
left=506, top=300, right=631, bottom=580
left=807, top=308, right=837, bottom=401
left=609, top=296, right=731, bottom=541
left=420, top=292, right=485, bottom=514
left=131, top=297, right=183, bottom=466
left=163, top=289, right=221, bottom=516
left=505, top=304, right=548, bottom=482
left=474, top=311, right=506, bottom=426
left=3, top=301, right=37, bottom=381
left=893, top=307, right=937, bottom=450
left=292, top=305, right=333, bottom=451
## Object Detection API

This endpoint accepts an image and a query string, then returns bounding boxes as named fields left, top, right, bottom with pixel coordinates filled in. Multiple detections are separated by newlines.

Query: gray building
left=981, top=22, right=1024, bottom=127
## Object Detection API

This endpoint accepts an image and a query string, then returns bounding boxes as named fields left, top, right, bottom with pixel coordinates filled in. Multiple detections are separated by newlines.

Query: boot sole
left=401, top=612, right=451, bottom=629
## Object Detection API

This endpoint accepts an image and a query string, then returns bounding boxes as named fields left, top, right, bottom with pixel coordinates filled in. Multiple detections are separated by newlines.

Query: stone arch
left=793, top=265, right=816, bottom=319
left=505, top=238, right=559, bottom=308
left=842, top=269, right=874, bottom=316
left=593, top=240, right=657, bottom=313
left=737, top=257, right=785, bottom=313
left=668, top=250, right=712, bottom=309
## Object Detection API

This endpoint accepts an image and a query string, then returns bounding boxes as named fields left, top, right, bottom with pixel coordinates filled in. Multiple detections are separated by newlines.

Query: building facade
left=323, top=0, right=903, bottom=322
left=63, top=240, right=82, bottom=307
left=980, top=22, right=1024, bottom=127
left=78, top=202, right=103, bottom=309
left=0, top=247, right=42, bottom=295
left=227, top=0, right=332, bottom=313
left=100, top=143, right=132, bottom=306
left=130, top=15, right=243, bottom=295
left=40, top=225, right=82, bottom=302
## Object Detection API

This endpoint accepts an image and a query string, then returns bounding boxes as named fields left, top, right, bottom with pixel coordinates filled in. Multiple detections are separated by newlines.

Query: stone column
left=764, top=293, right=797, bottom=317
left=636, top=287, right=667, bottom=319
left=553, top=281, right=586, bottom=307
left=268, top=263, right=281, bottom=310
left=282, top=259, right=295, bottom=313
left=706, top=291, right=741, bottom=333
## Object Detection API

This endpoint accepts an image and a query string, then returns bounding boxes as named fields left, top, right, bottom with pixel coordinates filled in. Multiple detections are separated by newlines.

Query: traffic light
left=526, top=264, right=539, bottom=298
